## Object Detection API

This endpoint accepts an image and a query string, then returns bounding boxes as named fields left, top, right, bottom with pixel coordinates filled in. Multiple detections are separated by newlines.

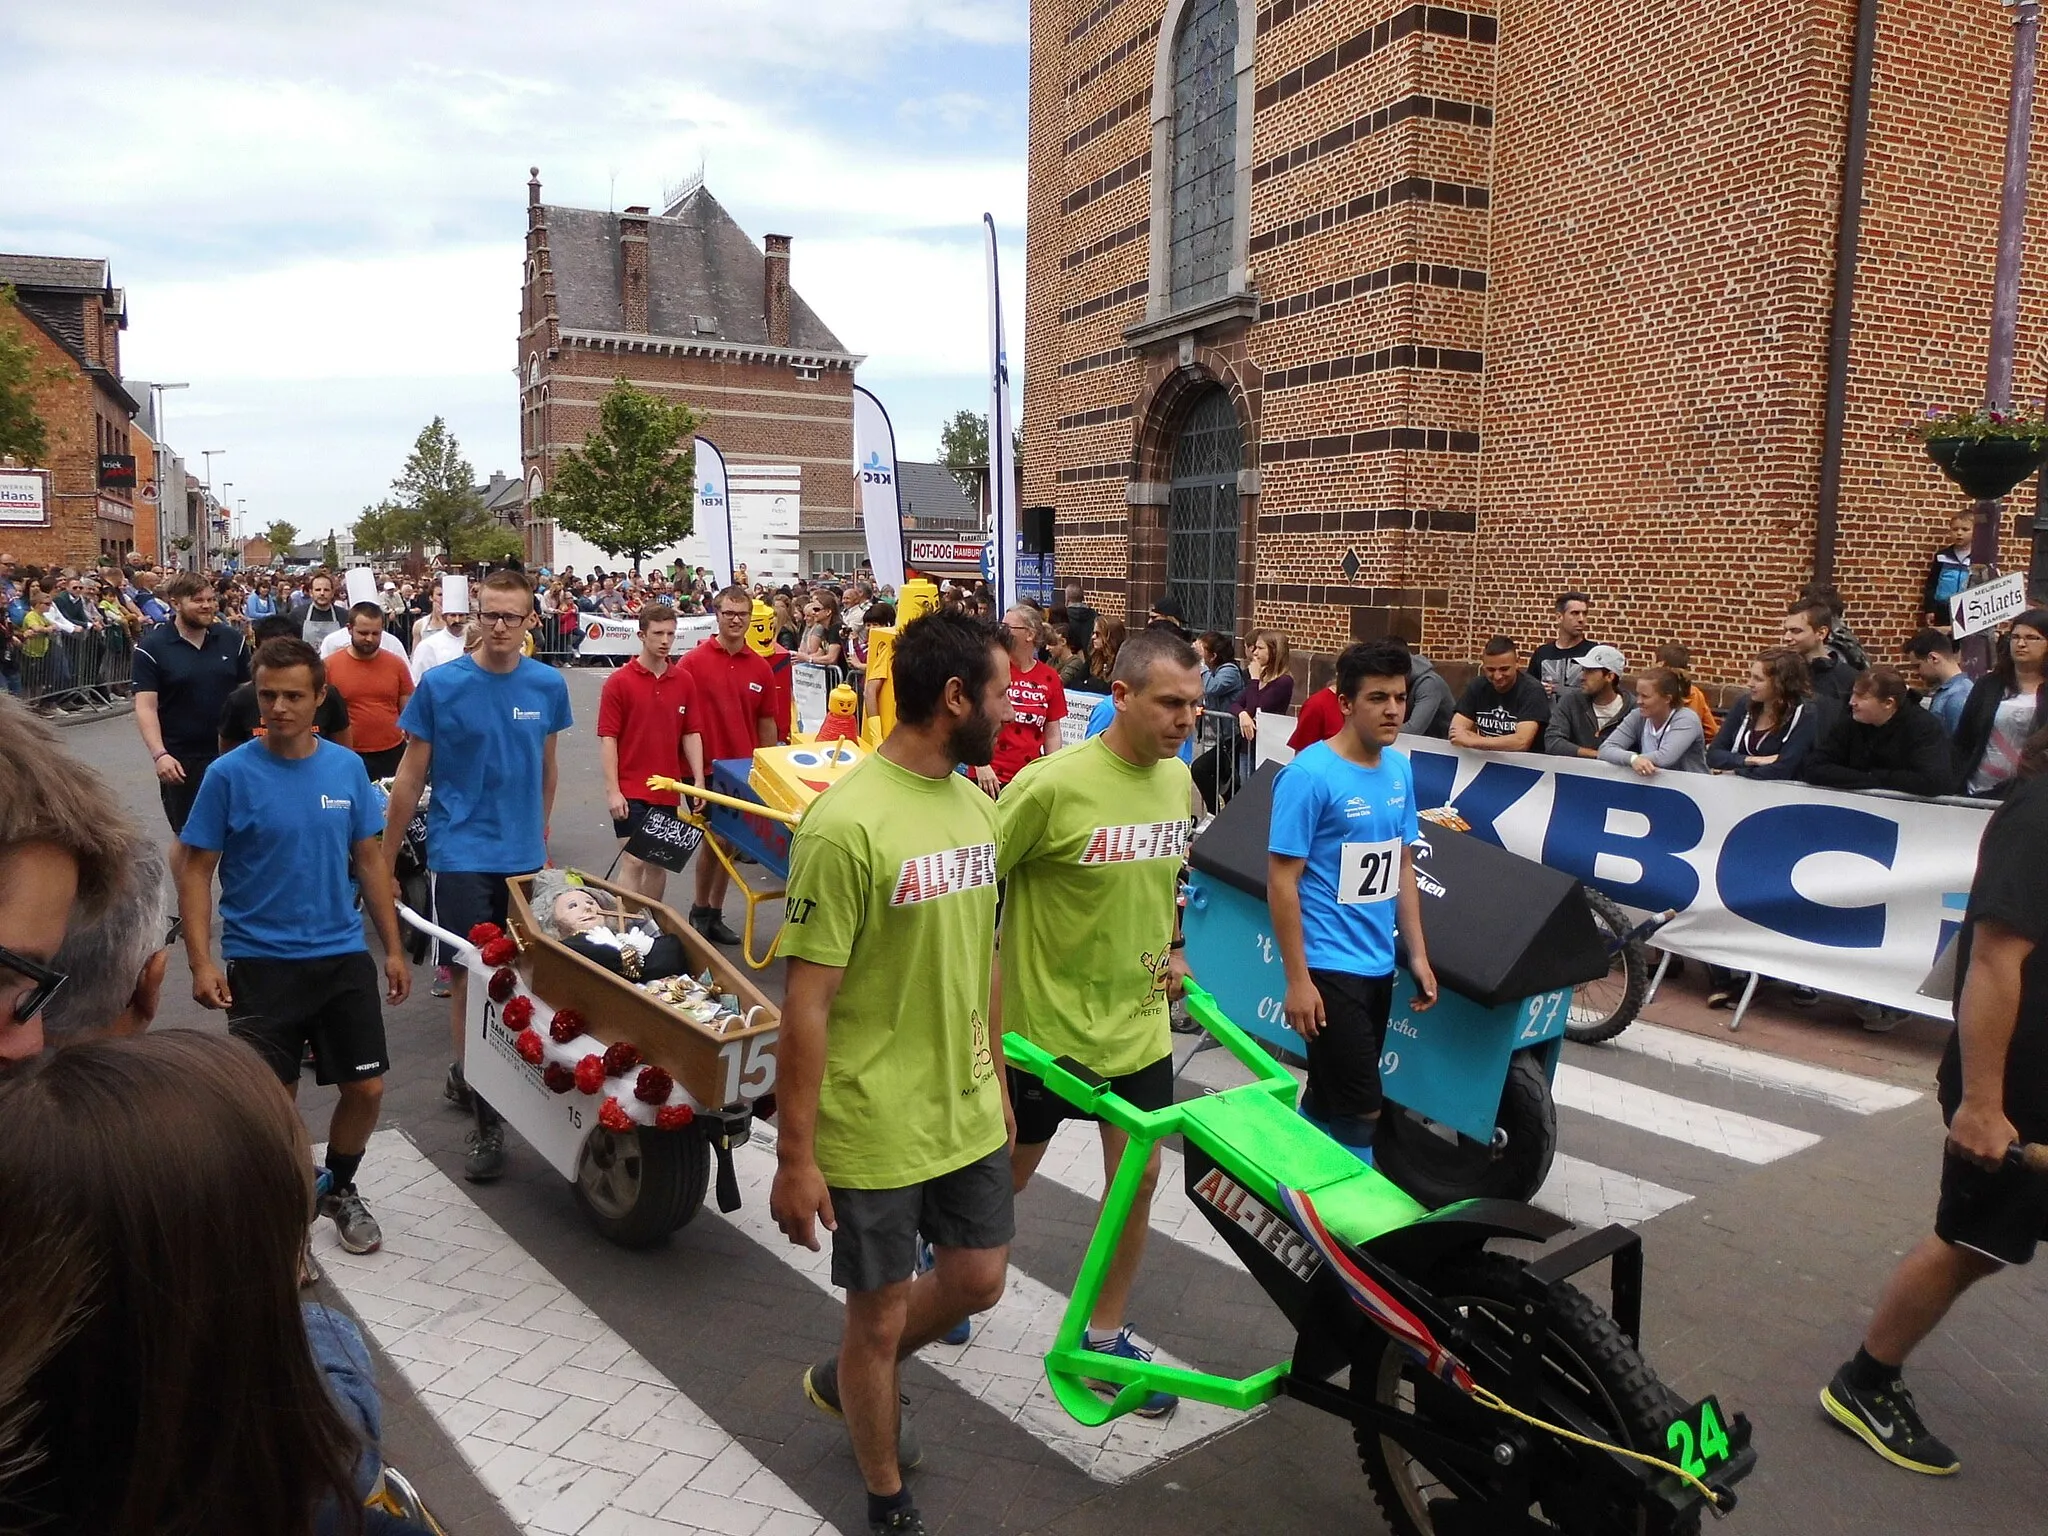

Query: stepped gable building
left=1024, top=0, right=2048, bottom=686
left=518, top=171, right=863, bottom=571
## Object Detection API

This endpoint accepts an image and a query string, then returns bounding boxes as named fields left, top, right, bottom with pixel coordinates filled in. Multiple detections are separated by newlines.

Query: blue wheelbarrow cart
left=1182, top=763, right=1615, bottom=1208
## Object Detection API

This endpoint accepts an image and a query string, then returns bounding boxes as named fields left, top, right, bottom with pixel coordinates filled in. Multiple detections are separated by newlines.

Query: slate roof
left=0, top=254, right=110, bottom=291
left=896, top=459, right=980, bottom=526
left=543, top=187, right=850, bottom=356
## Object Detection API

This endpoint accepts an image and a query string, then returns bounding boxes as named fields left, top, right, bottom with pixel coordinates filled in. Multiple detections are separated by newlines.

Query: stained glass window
left=1169, top=0, right=1240, bottom=310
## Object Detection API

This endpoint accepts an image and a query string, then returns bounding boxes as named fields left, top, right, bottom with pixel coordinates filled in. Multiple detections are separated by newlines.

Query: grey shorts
left=828, top=1144, right=1015, bottom=1292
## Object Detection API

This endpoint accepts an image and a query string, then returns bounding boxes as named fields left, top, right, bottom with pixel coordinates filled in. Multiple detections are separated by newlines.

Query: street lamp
left=147, top=382, right=187, bottom=566
left=200, top=451, right=225, bottom=569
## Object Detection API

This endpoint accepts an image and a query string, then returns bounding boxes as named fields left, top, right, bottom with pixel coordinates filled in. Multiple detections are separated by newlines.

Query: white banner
left=1952, top=570, right=2029, bottom=638
left=694, top=437, right=734, bottom=586
left=0, top=468, right=50, bottom=525
left=984, top=213, right=1018, bottom=613
left=851, top=386, right=908, bottom=591
left=791, top=662, right=833, bottom=735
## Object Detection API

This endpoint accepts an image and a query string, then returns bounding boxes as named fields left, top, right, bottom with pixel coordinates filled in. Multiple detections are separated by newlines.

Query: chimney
left=620, top=206, right=651, bottom=333
left=764, top=233, right=791, bottom=347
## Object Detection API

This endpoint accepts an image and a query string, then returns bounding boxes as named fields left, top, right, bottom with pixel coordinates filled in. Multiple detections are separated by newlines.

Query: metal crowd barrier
left=1192, top=707, right=1249, bottom=811
left=532, top=611, right=581, bottom=665
left=12, top=625, right=135, bottom=713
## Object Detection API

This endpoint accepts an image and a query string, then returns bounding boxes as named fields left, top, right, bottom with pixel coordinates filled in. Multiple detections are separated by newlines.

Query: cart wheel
left=573, top=1126, right=711, bottom=1248
left=1565, top=887, right=1649, bottom=1046
left=1373, top=1050, right=1556, bottom=1208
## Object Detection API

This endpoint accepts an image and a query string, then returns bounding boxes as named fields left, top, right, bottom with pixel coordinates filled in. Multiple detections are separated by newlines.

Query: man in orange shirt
left=325, top=603, right=415, bottom=780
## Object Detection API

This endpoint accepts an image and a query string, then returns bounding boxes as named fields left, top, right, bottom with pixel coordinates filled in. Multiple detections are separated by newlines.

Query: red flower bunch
left=480, top=936, right=519, bottom=967
left=574, top=1054, right=606, bottom=1094
left=598, top=1098, right=636, bottom=1133
left=514, top=1029, right=544, bottom=1065
left=501, top=995, right=534, bottom=1032
left=634, top=1065, right=674, bottom=1105
left=467, top=922, right=504, bottom=947
left=543, top=1061, right=577, bottom=1094
left=550, top=1007, right=588, bottom=1042
left=487, top=967, right=517, bottom=1003
left=602, top=1041, right=642, bottom=1077
left=656, top=1103, right=695, bottom=1131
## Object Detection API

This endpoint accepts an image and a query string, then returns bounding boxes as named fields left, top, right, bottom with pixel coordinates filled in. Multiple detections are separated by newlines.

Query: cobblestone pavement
left=62, top=670, right=2048, bottom=1535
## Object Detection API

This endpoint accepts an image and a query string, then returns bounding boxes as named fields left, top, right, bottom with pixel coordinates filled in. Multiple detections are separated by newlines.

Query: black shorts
left=1935, top=1142, right=2048, bottom=1266
left=828, top=1144, right=1016, bottom=1292
left=1304, top=969, right=1394, bottom=1126
left=228, top=952, right=389, bottom=1086
left=1008, top=1054, right=1175, bottom=1147
left=159, top=755, right=215, bottom=834
left=357, top=744, right=405, bottom=781
left=613, top=797, right=653, bottom=840
left=433, top=869, right=527, bottom=966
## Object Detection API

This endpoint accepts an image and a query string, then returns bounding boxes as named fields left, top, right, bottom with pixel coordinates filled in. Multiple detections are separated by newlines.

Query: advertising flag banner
left=851, top=386, right=908, bottom=591
left=695, top=437, right=735, bottom=586
left=985, top=214, right=1018, bottom=613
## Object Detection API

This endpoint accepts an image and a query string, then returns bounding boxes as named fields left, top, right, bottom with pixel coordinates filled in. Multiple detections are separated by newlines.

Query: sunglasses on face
left=0, top=943, right=68, bottom=1024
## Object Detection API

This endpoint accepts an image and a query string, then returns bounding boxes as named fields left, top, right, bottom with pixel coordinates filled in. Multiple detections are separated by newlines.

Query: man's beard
left=947, top=711, right=999, bottom=768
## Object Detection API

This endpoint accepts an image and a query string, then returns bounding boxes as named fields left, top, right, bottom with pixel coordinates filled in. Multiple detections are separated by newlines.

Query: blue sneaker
left=915, top=1238, right=972, bottom=1346
left=1081, top=1327, right=1177, bottom=1418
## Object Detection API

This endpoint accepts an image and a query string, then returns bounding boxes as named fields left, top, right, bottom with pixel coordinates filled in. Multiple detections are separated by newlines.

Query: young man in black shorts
left=1822, top=743, right=2048, bottom=1475
left=1268, top=639, right=1439, bottom=1156
left=176, top=638, right=411, bottom=1254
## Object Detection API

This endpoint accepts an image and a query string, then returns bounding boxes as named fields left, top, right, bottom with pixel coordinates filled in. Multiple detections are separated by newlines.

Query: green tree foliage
left=262, top=520, right=301, bottom=553
left=348, top=503, right=406, bottom=562
left=388, top=417, right=502, bottom=562
left=536, top=380, right=701, bottom=573
left=323, top=530, right=341, bottom=569
left=938, top=408, right=985, bottom=494
left=0, top=287, right=57, bottom=465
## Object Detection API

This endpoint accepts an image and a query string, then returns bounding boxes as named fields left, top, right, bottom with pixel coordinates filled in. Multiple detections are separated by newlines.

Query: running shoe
left=916, top=1238, right=972, bottom=1346
left=431, top=965, right=453, bottom=998
left=463, top=1122, right=507, bottom=1183
left=319, top=1185, right=384, bottom=1254
left=1821, top=1364, right=1960, bottom=1475
left=870, top=1508, right=928, bottom=1536
left=1081, top=1327, right=1177, bottom=1418
left=443, top=1061, right=473, bottom=1111
left=802, top=1355, right=922, bottom=1470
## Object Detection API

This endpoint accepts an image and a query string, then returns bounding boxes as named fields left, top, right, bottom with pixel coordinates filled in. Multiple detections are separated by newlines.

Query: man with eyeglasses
left=382, top=569, right=571, bottom=1182
left=981, top=602, right=1065, bottom=797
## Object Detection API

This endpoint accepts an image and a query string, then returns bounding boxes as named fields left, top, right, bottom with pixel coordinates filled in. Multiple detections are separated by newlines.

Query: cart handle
left=647, top=776, right=802, bottom=827
left=397, top=902, right=475, bottom=962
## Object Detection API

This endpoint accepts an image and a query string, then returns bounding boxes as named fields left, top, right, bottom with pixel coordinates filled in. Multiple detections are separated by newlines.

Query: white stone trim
left=1144, top=0, right=1259, bottom=325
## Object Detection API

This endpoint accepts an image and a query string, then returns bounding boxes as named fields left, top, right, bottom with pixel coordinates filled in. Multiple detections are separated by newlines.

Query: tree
left=937, top=408, right=1021, bottom=497
left=323, top=531, right=341, bottom=569
left=263, top=520, right=301, bottom=553
left=536, top=379, right=702, bottom=573
left=0, top=287, right=57, bottom=465
left=388, top=416, right=500, bottom=562
left=348, top=503, right=406, bottom=563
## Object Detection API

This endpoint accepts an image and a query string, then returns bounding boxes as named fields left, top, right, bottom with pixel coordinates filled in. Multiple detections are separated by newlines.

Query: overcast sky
left=2, top=1, right=1026, bottom=541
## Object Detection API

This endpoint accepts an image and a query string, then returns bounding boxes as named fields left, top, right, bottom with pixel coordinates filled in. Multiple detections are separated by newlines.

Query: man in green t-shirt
left=772, top=609, right=1018, bottom=1536
left=1000, top=627, right=1204, bottom=1418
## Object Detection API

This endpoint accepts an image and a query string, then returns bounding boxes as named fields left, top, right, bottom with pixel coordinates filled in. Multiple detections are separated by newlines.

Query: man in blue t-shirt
left=1268, top=638, right=1438, bottom=1156
left=177, top=637, right=411, bottom=1256
left=383, top=569, right=572, bottom=1182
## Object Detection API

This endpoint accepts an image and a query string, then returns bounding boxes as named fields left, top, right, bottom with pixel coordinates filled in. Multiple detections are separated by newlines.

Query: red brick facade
left=1024, top=0, right=2048, bottom=688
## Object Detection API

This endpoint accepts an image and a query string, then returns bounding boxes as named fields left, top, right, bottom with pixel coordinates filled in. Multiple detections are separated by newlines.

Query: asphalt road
left=59, top=668, right=2048, bottom=1536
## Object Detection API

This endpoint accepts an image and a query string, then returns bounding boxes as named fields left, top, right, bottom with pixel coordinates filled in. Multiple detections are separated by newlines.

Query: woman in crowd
left=771, top=592, right=801, bottom=652
left=1953, top=608, right=2047, bottom=798
left=796, top=589, right=846, bottom=667
left=1708, top=647, right=1819, bottom=779
left=1236, top=629, right=1295, bottom=738
left=1087, top=616, right=1126, bottom=689
left=245, top=573, right=278, bottom=621
left=1197, top=631, right=1247, bottom=714
left=1802, top=665, right=1953, bottom=798
left=1599, top=667, right=1708, bottom=775
left=0, top=1032, right=433, bottom=1534
left=1655, top=641, right=1717, bottom=738
left=1048, top=621, right=1092, bottom=691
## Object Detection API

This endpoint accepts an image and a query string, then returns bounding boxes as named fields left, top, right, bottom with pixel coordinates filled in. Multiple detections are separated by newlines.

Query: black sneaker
left=870, top=1507, right=928, bottom=1536
left=1821, top=1364, right=1960, bottom=1475
left=464, top=1122, right=507, bottom=1183
left=444, top=1061, right=473, bottom=1112
left=697, top=910, right=743, bottom=946
left=803, top=1356, right=922, bottom=1470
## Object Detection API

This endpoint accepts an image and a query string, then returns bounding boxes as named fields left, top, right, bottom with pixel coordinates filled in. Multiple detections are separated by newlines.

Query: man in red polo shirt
left=982, top=602, right=1066, bottom=794
left=598, top=604, right=703, bottom=901
left=680, top=585, right=779, bottom=944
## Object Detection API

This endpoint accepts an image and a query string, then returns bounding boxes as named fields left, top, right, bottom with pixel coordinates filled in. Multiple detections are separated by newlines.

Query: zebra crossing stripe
left=1604, top=1023, right=1923, bottom=1114
left=1024, top=1128, right=1244, bottom=1269
left=1553, top=1063, right=1821, bottom=1164
left=317, top=1131, right=838, bottom=1536
left=1534, top=1152, right=1692, bottom=1228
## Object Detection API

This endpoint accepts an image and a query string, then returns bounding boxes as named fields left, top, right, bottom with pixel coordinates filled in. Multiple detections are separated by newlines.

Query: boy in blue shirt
left=1268, top=639, right=1438, bottom=1155
left=383, top=569, right=572, bottom=1182
left=178, top=637, right=411, bottom=1255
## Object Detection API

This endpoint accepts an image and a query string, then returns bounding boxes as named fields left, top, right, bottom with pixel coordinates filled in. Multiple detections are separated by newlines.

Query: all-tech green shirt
left=996, top=733, right=1193, bottom=1078
left=779, top=750, right=1006, bottom=1189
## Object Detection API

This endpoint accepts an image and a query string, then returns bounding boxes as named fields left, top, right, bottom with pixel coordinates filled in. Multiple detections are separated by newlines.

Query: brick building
left=1023, top=0, right=2048, bottom=687
left=517, top=172, right=865, bottom=573
left=0, top=255, right=141, bottom=568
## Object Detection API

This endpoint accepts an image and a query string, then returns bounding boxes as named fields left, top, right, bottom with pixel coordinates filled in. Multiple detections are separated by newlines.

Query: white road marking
left=1553, top=1064, right=1821, bottom=1164
left=1533, top=1152, right=1694, bottom=1227
left=1025, top=1128, right=1244, bottom=1269
left=729, top=1132, right=1254, bottom=1483
left=318, top=1131, right=838, bottom=1536
left=1601, top=1024, right=1923, bottom=1114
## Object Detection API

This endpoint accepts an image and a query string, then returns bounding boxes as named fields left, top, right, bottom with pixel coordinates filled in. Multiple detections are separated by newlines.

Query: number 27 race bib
left=1338, top=838, right=1402, bottom=905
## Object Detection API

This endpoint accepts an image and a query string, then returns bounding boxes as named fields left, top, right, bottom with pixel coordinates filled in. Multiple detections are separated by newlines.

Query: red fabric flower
left=602, top=1040, right=642, bottom=1077
left=598, top=1097, right=635, bottom=1133
left=656, top=1103, right=695, bottom=1131
left=634, top=1065, right=674, bottom=1105
left=480, top=936, right=519, bottom=967
left=514, top=1029, right=544, bottom=1065
left=574, top=1054, right=606, bottom=1094
left=550, top=1007, right=588, bottom=1041
left=487, top=966, right=517, bottom=1002
left=543, top=1062, right=577, bottom=1094
left=467, top=922, right=504, bottom=946
left=501, top=995, right=534, bottom=1032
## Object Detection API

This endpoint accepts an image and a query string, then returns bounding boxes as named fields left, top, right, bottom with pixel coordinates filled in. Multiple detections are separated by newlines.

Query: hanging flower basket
left=1916, top=405, right=2048, bottom=500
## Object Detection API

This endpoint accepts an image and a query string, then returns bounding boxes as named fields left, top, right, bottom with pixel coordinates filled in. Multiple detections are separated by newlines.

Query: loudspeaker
left=1189, top=760, right=1609, bottom=1008
left=1021, top=505, right=1056, bottom=555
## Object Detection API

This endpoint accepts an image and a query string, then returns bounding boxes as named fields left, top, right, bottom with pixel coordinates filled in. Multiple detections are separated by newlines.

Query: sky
left=1, top=1, right=1028, bottom=543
